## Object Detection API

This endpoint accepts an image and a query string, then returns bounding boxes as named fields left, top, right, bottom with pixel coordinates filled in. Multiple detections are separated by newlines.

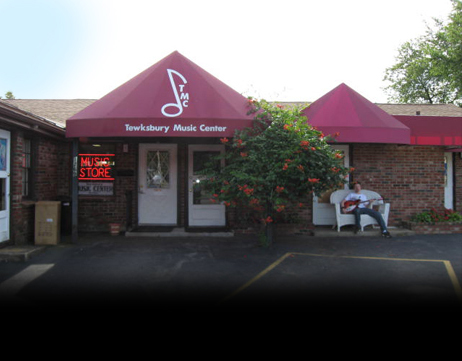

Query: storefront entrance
left=137, top=143, right=226, bottom=228
left=0, top=129, right=10, bottom=242
left=188, top=145, right=226, bottom=227
left=138, top=144, right=178, bottom=225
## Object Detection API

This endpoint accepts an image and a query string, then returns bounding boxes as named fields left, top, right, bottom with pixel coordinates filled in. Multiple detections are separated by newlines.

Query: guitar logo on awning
left=161, top=69, right=189, bottom=117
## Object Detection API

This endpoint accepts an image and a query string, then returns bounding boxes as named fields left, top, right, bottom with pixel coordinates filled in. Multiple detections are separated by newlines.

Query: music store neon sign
left=79, top=154, right=115, bottom=180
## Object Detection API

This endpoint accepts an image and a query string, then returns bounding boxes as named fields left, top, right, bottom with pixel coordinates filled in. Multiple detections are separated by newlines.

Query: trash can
left=58, top=196, right=72, bottom=235
left=35, top=201, right=61, bottom=245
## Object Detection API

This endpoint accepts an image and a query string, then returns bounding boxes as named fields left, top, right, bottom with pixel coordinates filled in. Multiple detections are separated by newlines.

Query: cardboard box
left=35, top=201, right=61, bottom=245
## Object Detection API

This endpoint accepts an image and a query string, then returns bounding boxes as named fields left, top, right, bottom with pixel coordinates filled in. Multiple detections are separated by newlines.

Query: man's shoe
left=382, top=231, right=392, bottom=238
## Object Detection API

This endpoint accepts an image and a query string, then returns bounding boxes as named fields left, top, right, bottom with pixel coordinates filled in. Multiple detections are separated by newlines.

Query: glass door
left=138, top=144, right=178, bottom=225
left=188, top=145, right=225, bottom=227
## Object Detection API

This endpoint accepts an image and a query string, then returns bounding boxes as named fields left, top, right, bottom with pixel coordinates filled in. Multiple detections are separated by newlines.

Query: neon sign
left=79, top=154, right=115, bottom=180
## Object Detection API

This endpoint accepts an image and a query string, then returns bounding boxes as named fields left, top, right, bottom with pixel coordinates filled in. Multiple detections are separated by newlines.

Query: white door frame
left=188, top=144, right=226, bottom=227
left=444, top=152, right=454, bottom=210
left=0, top=129, right=10, bottom=242
left=138, top=143, right=178, bottom=225
left=313, top=144, right=350, bottom=225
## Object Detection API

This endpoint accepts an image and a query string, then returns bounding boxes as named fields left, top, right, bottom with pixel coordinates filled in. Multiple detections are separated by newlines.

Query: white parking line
left=0, top=264, right=54, bottom=304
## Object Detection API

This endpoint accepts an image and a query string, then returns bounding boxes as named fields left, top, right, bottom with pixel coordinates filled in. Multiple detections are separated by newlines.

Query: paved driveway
left=0, top=233, right=461, bottom=312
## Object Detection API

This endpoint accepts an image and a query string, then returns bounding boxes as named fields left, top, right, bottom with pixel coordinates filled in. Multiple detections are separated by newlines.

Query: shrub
left=411, top=208, right=462, bottom=223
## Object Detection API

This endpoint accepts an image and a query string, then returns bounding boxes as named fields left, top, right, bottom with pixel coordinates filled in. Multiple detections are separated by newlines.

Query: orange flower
left=300, top=140, right=310, bottom=150
left=331, top=167, right=340, bottom=173
left=285, top=159, right=292, bottom=163
left=308, top=178, right=320, bottom=183
left=349, top=167, right=355, bottom=172
left=277, top=104, right=284, bottom=109
left=240, top=152, right=248, bottom=157
left=275, top=205, right=285, bottom=212
left=224, top=201, right=231, bottom=207
left=283, top=124, right=292, bottom=130
left=283, top=164, right=288, bottom=170
left=311, top=147, right=316, bottom=151
left=249, top=198, right=260, bottom=205
left=335, top=153, right=343, bottom=159
left=235, top=139, right=243, bottom=147
left=243, top=188, right=254, bottom=195
left=220, top=137, right=229, bottom=144
left=275, top=186, right=284, bottom=193
left=298, top=203, right=304, bottom=208
left=297, top=165, right=304, bottom=172
left=262, top=216, right=273, bottom=224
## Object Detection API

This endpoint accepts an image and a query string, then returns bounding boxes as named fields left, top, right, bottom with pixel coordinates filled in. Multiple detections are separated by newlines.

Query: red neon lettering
left=81, top=157, right=91, bottom=167
left=78, top=154, right=115, bottom=180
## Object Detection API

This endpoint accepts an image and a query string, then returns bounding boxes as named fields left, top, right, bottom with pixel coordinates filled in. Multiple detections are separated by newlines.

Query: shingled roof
left=1, top=99, right=96, bottom=126
left=376, top=103, right=462, bottom=116
left=3, top=99, right=462, bottom=125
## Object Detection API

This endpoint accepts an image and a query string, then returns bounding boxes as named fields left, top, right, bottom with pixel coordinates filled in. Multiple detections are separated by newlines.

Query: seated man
left=341, top=182, right=392, bottom=238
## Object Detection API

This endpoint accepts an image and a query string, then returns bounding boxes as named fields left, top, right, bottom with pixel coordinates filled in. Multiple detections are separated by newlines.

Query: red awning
left=66, top=51, right=253, bottom=138
left=302, top=83, right=410, bottom=144
left=394, top=115, right=462, bottom=146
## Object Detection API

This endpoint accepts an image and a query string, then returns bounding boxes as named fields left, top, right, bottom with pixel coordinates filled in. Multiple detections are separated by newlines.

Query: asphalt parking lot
left=0, top=232, right=461, bottom=312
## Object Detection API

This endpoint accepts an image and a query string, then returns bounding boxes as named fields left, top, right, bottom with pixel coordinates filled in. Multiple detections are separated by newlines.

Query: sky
left=0, top=0, right=455, bottom=103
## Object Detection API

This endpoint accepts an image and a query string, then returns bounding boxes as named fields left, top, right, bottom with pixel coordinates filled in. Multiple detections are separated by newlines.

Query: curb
left=0, top=246, right=47, bottom=262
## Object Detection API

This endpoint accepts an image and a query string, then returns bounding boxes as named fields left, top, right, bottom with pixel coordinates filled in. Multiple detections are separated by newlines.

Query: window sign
left=78, top=182, right=114, bottom=196
left=79, top=154, right=115, bottom=181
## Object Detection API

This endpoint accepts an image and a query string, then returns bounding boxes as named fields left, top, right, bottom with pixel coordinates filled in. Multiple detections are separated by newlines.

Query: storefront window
left=78, top=143, right=115, bottom=196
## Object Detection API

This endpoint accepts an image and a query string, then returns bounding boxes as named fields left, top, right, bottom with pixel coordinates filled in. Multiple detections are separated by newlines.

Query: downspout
left=71, top=139, right=79, bottom=243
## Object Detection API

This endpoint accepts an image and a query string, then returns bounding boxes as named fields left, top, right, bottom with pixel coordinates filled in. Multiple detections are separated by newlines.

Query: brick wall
left=351, top=144, right=446, bottom=226
left=9, top=130, right=67, bottom=244
left=404, top=221, right=462, bottom=234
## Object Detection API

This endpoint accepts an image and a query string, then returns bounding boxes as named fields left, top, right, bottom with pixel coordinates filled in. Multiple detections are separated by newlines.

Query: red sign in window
left=79, top=154, right=115, bottom=180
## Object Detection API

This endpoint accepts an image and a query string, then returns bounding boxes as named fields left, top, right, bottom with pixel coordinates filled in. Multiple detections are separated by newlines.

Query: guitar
left=342, top=198, right=383, bottom=213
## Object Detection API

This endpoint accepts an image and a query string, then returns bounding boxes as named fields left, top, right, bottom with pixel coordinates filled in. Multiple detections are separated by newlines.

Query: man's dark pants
left=353, top=207, right=387, bottom=231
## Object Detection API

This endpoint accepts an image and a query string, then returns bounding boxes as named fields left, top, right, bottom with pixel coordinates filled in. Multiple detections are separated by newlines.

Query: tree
left=384, top=0, right=462, bottom=106
left=3, top=91, right=15, bottom=99
left=200, top=98, right=351, bottom=247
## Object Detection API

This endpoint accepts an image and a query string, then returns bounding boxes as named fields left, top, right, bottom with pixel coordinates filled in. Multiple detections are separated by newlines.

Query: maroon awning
left=302, top=83, right=410, bottom=144
left=394, top=115, right=462, bottom=146
left=66, top=51, right=253, bottom=138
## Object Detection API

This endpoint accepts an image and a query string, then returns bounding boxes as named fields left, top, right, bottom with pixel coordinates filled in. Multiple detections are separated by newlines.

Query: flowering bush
left=412, top=208, right=462, bottom=223
left=200, top=98, right=351, bottom=246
